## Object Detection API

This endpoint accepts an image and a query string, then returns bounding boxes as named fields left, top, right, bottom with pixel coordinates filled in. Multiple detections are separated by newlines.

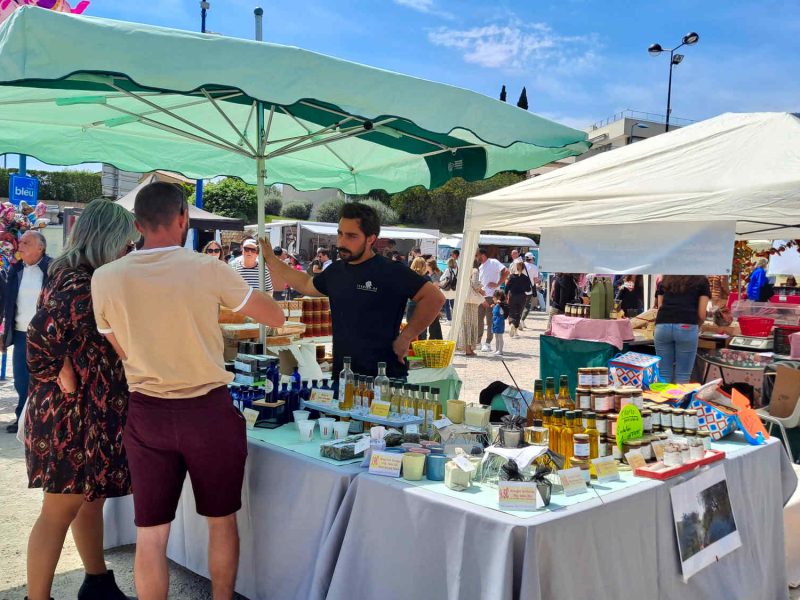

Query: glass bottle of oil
left=431, top=387, right=442, bottom=421
left=389, top=380, right=399, bottom=415
left=542, top=407, right=553, bottom=442
left=584, top=411, right=600, bottom=462
left=527, top=379, right=545, bottom=426
left=557, top=375, right=575, bottom=411
left=365, top=377, right=375, bottom=409
left=561, top=411, right=576, bottom=463
left=352, top=376, right=363, bottom=411
left=374, top=362, right=390, bottom=404
left=338, top=357, right=355, bottom=410
left=572, top=410, right=585, bottom=435
left=403, top=384, right=414, bottom=417
left=550, top=409, right=564, bottom=455
left=417, top=386, right=428, bottom=421
left=544, top=377, right=558, bottom=408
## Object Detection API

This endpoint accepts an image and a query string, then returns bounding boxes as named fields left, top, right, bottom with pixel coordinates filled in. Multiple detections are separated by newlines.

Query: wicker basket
left=411, top=340, right=456, bottom=369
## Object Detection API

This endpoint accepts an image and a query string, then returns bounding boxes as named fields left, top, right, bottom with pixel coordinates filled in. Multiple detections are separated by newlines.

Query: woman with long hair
left=458, top=259, right=487, bottom=356
left=24, top=199, right=138, bottom=600
left=654, top=275, right=710, bottom=383
left=201, top=240, right=225, bottom=261
left=505, top=261, right=532, bottom=337
left=406, top=257, right=442, bottom=340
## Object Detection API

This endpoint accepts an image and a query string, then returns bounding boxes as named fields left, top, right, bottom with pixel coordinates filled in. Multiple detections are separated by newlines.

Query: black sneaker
left=77, top=570, right=134, bottom=600
left=6, top=420, right=18, bottom=434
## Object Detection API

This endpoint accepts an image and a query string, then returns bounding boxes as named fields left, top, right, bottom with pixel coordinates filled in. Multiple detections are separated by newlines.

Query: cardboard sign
left=616, top=404, right=644, bottom=450
left=242, top=408, right=259, bottom=430
left=770, top=365, right=800, bottom=418
left=558, top=467, right=588, bottom=497
left=433, top=416, right=453, bottom=429
left=368, top=451, right=403, bottom=477
left=498, top=481, right=545, bottom=511
left=309, top=388, right=335, bottom=404
left=369, top=400, right=391, bottom=418
left=625, top=450, right=647, bottom=470
left=592, top=456, right=621, bottom=482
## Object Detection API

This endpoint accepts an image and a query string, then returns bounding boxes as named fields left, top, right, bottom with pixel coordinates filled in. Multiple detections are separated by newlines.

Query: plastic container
left=318, top=417, right=335, bottom=440
left=292, top=410, right=310, bottom=423
left=402, top=452, right=426, bottom=481
left=333, top=421, right=351, bottom=440
left=427, top=454, right=448, bottom=481
left=738, top=315, right=775, bottom=337
left=297, top=420, right=315, bottom=441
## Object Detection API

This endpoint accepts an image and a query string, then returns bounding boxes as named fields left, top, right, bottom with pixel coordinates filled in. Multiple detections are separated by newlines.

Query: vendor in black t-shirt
left=259, top=203, right=445, bottom=378
left=654, top=275, right=711, bottom=384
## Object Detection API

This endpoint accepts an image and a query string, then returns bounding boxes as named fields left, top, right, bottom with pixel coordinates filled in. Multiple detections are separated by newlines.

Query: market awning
left=251, top=221, right=439, bottom=240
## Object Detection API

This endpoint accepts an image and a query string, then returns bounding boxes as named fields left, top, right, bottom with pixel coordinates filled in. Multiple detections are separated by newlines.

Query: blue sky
left=6, top=0, right=799, bottom=171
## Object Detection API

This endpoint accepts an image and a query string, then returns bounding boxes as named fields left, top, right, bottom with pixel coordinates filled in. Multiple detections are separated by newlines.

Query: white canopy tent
left=449, top=112, right=800, bottom=340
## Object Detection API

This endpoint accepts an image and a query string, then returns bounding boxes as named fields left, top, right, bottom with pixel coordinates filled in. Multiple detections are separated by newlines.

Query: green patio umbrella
left=0, top=7, right=589, bottom=292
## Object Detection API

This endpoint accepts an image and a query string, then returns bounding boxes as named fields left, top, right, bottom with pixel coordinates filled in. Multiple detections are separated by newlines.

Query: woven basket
left=411, top=340, right=456, bottom=369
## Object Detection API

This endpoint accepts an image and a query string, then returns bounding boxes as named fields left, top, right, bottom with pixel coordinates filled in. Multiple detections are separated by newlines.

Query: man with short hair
left=408, top=247, right=422, bottom=265
left=234, top=238, right=273, bottom=294
left=519, top=251, right=541, bottom=327
left=510, top=248, right=521, bottom=263
left=2, top=230, right=50, bottom=433
left=91, top=182, right=285, bottom=600
left=476, top=248, right=508, bottom=352
left=450, top=249, right=460, bottom=261
left=317, top=247, right=333, bottom=271
left=262, top=203, right=444, bottom=379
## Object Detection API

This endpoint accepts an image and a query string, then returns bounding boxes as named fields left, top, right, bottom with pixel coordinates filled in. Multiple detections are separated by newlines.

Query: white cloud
left=393, top=0, right=452, bottom=19
left=428, top=20, right=598, bottom=74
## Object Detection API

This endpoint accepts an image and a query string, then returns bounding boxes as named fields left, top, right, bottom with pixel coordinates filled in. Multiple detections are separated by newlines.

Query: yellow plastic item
left=411, top=340, right=456, bottom=369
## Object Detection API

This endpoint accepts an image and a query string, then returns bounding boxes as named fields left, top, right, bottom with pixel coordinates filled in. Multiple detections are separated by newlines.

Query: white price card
left=354, top=436, right=371, bottom=455
left=309, top=388, right=335, bottom=404
left=433, top=417, right=453, bottom=429
left=453, top=454, right=476, bottom=473
left=404, top=424, right=419, bottom=435
left=498, top=481, right=545, bottom=511
left=368, top=451, right=402, bottom=477
left=591, top=456, right=620, bottom=483
left=558, top=467, right=589, bottom=497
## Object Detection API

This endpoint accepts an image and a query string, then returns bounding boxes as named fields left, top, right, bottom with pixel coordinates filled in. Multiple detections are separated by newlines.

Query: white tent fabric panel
left=467, top=113, right=800, bottom=240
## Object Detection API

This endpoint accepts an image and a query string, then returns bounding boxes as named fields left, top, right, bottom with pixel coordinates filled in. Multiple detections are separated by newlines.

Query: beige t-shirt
left=92, top=246, right=252, bottom=399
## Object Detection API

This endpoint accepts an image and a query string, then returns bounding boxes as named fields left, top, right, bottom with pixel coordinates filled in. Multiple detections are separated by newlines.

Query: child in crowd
left=492, top=290, right=508, bottom=356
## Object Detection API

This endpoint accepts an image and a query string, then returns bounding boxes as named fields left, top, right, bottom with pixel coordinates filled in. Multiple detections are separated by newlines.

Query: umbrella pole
left=257, top=156, right=266, bottom=344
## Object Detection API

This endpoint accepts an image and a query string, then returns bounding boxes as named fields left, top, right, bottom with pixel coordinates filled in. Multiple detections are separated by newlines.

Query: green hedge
left=0, top=168, right=101, bottom=203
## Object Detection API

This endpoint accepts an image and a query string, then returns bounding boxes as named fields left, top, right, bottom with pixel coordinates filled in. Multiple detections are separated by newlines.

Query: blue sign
left=9, top=174, right=39, bottom=205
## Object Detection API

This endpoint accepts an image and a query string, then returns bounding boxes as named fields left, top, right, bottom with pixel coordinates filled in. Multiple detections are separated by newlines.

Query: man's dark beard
left=339, top=241, right=367, bottom=263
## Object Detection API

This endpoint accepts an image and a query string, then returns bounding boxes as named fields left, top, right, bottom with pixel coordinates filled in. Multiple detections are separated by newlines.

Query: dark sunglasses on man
left=243, top=247, right=258, bottom=254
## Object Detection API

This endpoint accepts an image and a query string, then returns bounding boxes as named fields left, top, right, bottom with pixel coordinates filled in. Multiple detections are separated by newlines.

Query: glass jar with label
left=595, top=414, right=608, bottom=435
left=697, top=430, right=712, bottom=450
left=651, top=406, right=662, bottom=432
left=640, top=437, right=654, bottom=461
left=578, top=368, right=594, bottom=388
left=576, top=387, right=593, bottom=410
left=684, top=409, right=698, bottom=434
left=629, top=388, right=644, bottom=409
left=641, top=409, right=653, bottom=434
left=607, top=412, right=619, bottom=437
left=592, top=388, right=614, bottom=412
left=611, top=439, right=623, bottom=461
left=661, top=408, right=673, bottom=430
left=623, top=439, right=643, bottom=460
left=572, top=433, right=590, bottom=461
left=592, top=368, right=609, bottom=388
left=617, top=389, right=634, bottom=411
left=597, top=437, right=609, bottom=457
left=672, top=409, right=685, bottom=434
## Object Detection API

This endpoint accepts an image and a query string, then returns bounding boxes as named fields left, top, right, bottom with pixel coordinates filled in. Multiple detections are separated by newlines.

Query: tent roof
left=251, top=220, right=439, bottom=240
left=468, top=112, right=800, bottom=240
left=117, top=174, right=244, bottom=231
left=439, top=233, right=537, bottom=248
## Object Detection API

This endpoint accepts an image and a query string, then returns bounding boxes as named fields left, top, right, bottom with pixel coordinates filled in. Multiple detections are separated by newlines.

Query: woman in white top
left=457, top=260, right=488, bottom=356
left=439, top=257, right=458, bottom=320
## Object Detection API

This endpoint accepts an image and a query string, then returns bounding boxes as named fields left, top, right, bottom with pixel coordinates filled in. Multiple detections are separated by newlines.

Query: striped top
left=233, top=261, right=273, bottom=292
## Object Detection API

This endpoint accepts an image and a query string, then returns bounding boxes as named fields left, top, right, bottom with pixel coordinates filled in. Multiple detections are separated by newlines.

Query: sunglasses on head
left=206, top=247, right=221, bottom=254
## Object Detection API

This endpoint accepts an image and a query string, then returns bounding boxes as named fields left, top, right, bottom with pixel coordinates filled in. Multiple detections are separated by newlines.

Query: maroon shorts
left=124, top=386, right=247, bottom=527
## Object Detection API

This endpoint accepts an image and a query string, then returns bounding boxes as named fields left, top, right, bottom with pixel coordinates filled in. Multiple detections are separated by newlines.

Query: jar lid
left=592, top=387, right=612, bottom=394
left=641, top=409, right=652, bottom=415
left=626, top=440, right=642, bottom=447
left=575, top=386, right=592, bottom=392
left=573, top=434, right=590, bottom=442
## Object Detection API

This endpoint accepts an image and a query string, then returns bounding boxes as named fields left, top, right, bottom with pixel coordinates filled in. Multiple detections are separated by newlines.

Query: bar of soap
left=465, top=405, right=490, bottom=429
left=445, top=461, right=471, bottom=491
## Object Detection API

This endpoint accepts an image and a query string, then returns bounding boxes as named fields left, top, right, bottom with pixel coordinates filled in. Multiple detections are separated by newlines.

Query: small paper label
left=405, top=424, right=419, bottom=434
left=262, top=380, right=274, bottom=395
left=234, top=360, right=254, bottom=373
left=625, top=449, right=647, bottom=470
left=651, top=440, right=666, bottom=461
left=454, top=454, right=476, bottom=473
left=433, top=417, right=453, bottom=429
left=242, top=408, right=259, bottom=430
left=558, top=467, right=589, bottom=497
left=370, top=400, right=391, bottom=418
left=354, top=436, right=371, bottom=454
left=368, top=451, right=403, bottom=477
left=498, top=481, right=545, bottom=511
left=310, top=388, right=335, bottom=404
left=592, top=456, right=620, bottom=482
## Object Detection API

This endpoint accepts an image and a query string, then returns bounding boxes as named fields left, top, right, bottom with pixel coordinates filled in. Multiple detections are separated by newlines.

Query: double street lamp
left=648, top=32, right=699, bottom=132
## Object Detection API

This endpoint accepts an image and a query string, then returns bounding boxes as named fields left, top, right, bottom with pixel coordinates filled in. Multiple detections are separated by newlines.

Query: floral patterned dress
left=24, top=265, right=131, bottom=500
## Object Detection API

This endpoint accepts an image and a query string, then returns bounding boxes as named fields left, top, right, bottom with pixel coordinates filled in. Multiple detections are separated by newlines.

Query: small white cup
left=297, top=420, right=315, bottom=442
left=318, top=417, right=336, bottom=440
left=293, top=410, right=310, bottom=424
left=333, top=421, right=351, bottom=440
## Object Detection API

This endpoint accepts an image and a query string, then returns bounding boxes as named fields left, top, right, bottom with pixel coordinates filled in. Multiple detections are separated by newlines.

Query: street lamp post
left=628, top=121, right=649, bottom=144
left=648, top=32, right=699, bottom=132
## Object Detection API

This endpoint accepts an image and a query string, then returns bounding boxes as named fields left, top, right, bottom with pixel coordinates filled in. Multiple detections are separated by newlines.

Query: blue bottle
left=291, top=366, right=302, bottom=391
left=301, top=381, right=312, bottom=403
left=277, top=382, right=289, bottom=405
left=230, top=385, right=241, bottom=410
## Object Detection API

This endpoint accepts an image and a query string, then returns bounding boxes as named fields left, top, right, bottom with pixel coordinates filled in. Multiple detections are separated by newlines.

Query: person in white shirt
left=2, top=231, right=50, bottom=433
left=476, top=248, right=508, bottom=352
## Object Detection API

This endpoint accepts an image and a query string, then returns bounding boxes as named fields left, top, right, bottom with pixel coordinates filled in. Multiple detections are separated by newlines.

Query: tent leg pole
left=257, top=156, right=266, bottom=344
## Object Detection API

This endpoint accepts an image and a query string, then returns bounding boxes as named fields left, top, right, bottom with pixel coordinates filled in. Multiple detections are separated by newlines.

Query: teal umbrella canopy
left=0, top=7, right=589, bottom=193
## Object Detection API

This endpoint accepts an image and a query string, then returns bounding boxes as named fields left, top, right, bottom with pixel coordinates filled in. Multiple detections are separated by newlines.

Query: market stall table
left=697, top=348, right=773, bottom=404
left=547, top=314, right=634, bottom=350
left=314, top=436, right=796, bottom=600
left=103, top=425, right=362, bottom=600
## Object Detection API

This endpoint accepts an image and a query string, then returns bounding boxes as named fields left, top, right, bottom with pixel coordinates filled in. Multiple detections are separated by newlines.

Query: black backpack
left=440, top=267, right=458, bottom=291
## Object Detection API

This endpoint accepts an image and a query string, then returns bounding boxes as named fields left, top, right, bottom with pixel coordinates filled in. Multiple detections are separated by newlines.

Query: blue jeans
left=12, top=331, right=29, bottom=420
left=444, top=299, right=453, bottom=321
left=654, top=323, right=699, bottom=384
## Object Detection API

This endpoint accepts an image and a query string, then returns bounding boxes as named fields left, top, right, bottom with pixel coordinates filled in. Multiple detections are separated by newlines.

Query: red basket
left=738, top=316, right=775, bottom=337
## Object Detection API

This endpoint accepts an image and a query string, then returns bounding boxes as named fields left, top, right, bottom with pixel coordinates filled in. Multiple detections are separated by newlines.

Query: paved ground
left=2, top=313, right=797, bottom=599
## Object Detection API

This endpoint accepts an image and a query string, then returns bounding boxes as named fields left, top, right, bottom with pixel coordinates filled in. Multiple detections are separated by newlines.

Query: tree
left=281, top=201, right=312, bottom=220
left=517, top=87, right=529, bottom=110
left=500, top=84, right=507, bottom=102
left=315, top=198, right=345, bottom=223
left=193, top=177, right=281, bottom=222
left=359, top=199, right=399, bottom=226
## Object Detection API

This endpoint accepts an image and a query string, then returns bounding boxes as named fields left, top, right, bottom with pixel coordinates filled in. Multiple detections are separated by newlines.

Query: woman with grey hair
left=24, top=199, right=137, bottom=600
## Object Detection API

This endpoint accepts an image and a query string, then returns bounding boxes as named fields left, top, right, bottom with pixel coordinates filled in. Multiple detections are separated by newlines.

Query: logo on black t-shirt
left=357, top=280, right=378, bottom=293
